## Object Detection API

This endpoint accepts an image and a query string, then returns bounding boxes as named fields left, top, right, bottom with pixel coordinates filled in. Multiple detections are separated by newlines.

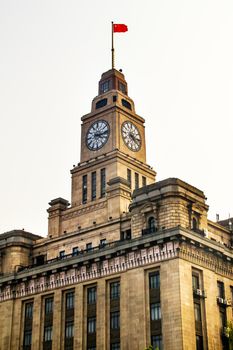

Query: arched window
left=148, top=216, right=157, bottom=233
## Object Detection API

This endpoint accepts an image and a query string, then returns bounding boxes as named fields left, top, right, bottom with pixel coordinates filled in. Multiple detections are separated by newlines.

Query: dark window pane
left=194, top=303, right=201, bottom=322
left=91, top=172, right=96, bottom=201
left=196, top=335, right=204, bottom=350
left=25, top=303, right=33, bottom=319
left=45, top=297, right=53, bottom=314
left=66, top=292, right=74, bottom=310
left=121, top=99, right=131, bottom=110
left=87, top=287, right=96, bottom=304
left=150, top=303, right=161, bottom=321
left=110, top=311, right=120, bottom=329
left=135, top=173, right=139, bottom=189
left=111, top=343, right=120, bottom=350
left=82, top=175, right=87, bottom=204
left=65, top=321, right=74, bottom=338
left=151, top=335, right=163, bottom=350
left=148, top=217, right=156, bottom=232
left=217, top=281, right=225, bottom=298
left=24, top=330, right=32, bottom=346
left=44, top=326, right=53, bottom=341
left=87, top=317, right=96, bottom=333
left=149, top=273, right=160, bottom=289
left=96, top=98, right=107, bottom=109
left=127, top=169, right=131, bottom=188
left=192, top=274, right=199, bottom=290
left=100, top=80, right=110, bottom=93
left=110, top=282, right=120, bottom=300
left=86, top=243, right=92, bottom=252
left=142, top=176, right=146, bottom=187
left=72, top=247, right=79, bottom=256
left=100, top=168, right=106, bottom=197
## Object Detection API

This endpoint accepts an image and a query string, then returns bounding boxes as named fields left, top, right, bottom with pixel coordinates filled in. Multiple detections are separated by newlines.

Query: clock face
left=86, top=120, right=110, bottom=150
left=121, top=121, right=141, bottom=151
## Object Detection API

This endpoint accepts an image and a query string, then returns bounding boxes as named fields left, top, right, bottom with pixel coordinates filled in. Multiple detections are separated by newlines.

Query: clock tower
left=48, top=68, right=156, bottom=237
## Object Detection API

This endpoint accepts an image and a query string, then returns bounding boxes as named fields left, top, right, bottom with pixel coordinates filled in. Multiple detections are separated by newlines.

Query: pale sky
left=0, top=0, right=233, bottom=237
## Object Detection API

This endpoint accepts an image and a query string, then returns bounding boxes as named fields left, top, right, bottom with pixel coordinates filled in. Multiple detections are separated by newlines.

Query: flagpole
left=111, top=21, right=115, bottom=69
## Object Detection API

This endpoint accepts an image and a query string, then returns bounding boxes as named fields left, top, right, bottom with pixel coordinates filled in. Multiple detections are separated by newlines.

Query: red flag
left=113, top=24, right=128, bottom=33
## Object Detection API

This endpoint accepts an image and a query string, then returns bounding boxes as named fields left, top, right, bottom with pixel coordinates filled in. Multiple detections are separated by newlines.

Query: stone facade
left=0, top=68, right=232, bottom=350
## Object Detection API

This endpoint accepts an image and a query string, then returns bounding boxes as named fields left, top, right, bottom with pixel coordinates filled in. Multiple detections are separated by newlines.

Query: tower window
left=142, top=176, right=146, bottom=187
left=96, top=98, right=107, bottom=109
left=91, top=172, right=96, bottom=201
left=127, top=169, right=131, bottom=188
left=135, top=172, right=139, bottom=189
left=100, top=168, right=106, bottom=197
left=82, top=175, right=87, bottom=204
left=100, top=80, right=110, bottom=94
left=118, top=82, right=126, bottom=94
left=148, top=216, right=157, bottom=233
left=121, top=99, right=132, bottom=110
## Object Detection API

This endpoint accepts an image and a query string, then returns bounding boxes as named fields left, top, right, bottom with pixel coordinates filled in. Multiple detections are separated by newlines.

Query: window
left=194, top=303, right=202, bottom=322
left=150, top=303, right=161, bottom=321
left=220, top=309, right=227, bottom=328
left=87, top=317, right=96, bottom=333
left=66, top=292, right=74, bottom=310
left=149, top=273, right=160, bottom=289
left=82, top=175, right=87, bottom=204
left=91, top=172, right=96, bottom=201
left=100, top=238, right=106, bottom=247
left=127, top=169, right=131, bottom=188
left=192, top=274, right=199, bottom=290
left=25, top=302, right=33, bottom=319
left=111, top=343, right=120, bottom=350
left=135, top=172, right=139, bottom=189
left=196, top=335, right=204, bottom=350
left=192, top=217, right=198, bottom=231
left=100, top=80, right=110, bottom=93
left=65, top=321, right=74, bottom=338
left=86, top=242, right=92, bottom=252
left=87, top=347, right=96, bottom=350
left=96, top=98, right=107, bottom=109
left=151, top=335, right=163, bottom=350
left=45, top=297, right=53, bottom=314
left=110, top=281, right=120, bottom=300
left=142, top=176, right=146, bottom=187
left=121, top=99, right=132, bottom=110
left=111, top=311, right=120, bottom=329
left=119, top=82, right=126, bottom=94
left=217, top=281, right=225, bottom=298
left=100, top=168, right=106, bottom=197
left=44, top=326, right=53, bottom=342
left=87, top=287, right=96, bottom=304
left=59, top=250, right=65, bottom=258
left=72, top=247, right=79, bottom=256
left=148, top=216, right=156, bottom=233
left=23, top=330, right=32, bottom=346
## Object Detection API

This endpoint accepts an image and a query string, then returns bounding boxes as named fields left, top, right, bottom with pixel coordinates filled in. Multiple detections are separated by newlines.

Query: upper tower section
left=80, top=68, right=147, bottom=164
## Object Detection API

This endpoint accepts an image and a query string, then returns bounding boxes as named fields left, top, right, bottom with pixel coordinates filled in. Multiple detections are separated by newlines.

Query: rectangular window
left=149, top=272, right=160, bottom=289
left=196, top=335, right=204, bottom=350
left=100, top=238, right=106, bottom=247
left=110, top=281, right=120, bottom=300
left=217, top=281, right=225, bottom=298
left=194, top=303, right=202, bottom=322
left=25, top=302, right=33, bottom=319
left=192, top=274, right=199, bottom=290
left=111, top=343, right=120, bottom=350
left=150, top=303, right=161, bottom=321
left=45, top=297, right=53, bottom=314
left=91, top=172, right=96, bottom=201
left=127, top=169, right=131, bottom=188
left=100, top=80, right=110, bottom=93
left=142, top=176, right=146, bottom=187
left=100, top=168, right=106, bottom=197
left=220, top=309, right=227, bottom=328
left=151, top=335, right=163, bottom=350
left=66, top=292, right=74, bottom=310
left=82, top=174, right=87, bottom=204
left=59, top=250, right=65, bottom=258
left=87, top=287, right=96, bottom=304
left=135, top=172, right=139, bottom=189
left=65, top=321, right=74, bottom=338
left=23, top=330, right=32, bottom=346
left=44, top=326, right=53, bottom=342
left=86, top=242, right=92, bottom=252
left=72, top=246, right=79, bottom=256
left=111, top=311, right=120, bottom=329
left=87, top=317, right=96, bottom=333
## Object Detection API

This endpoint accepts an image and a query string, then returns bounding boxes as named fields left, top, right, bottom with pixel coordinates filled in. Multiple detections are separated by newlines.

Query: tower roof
left=98, top=68, right=128, bottom=96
